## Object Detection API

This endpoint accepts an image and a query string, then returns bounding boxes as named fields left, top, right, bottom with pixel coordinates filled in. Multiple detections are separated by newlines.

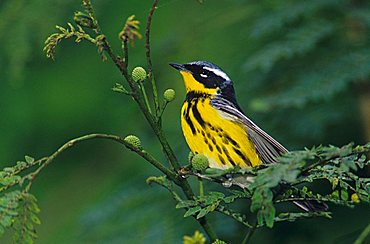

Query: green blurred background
left=1, top=0, right=370, bottom=243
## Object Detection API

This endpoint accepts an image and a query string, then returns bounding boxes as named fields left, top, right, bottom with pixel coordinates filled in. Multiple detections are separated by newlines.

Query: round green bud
left=164, top=89, right=176, bottom=102
left=74, top=11, right=96, bottom=29
left=132, top=67, right=147, bottom=83
left=191, top=154, right=209, bottom=171
left=124, top=135, right=142, bottom=149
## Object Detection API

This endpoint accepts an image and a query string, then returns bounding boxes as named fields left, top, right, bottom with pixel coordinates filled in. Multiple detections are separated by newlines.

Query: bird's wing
left=211, top=97, right=288, bottom=164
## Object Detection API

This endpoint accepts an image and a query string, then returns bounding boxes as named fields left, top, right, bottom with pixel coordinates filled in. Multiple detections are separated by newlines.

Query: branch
left=216, top=205, right=252, bottom=228
left=146, top=0, right=160, bottom=116
left=24, top=133, right=178, bottom=192
left=41, top=0, right=217, bottom=240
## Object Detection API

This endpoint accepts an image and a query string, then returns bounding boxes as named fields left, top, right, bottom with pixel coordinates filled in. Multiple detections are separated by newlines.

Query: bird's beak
left=169, top=63, right=189, bottom=72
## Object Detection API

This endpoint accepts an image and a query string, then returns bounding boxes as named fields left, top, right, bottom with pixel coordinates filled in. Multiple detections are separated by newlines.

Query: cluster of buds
left=74, top=11, right=97, bottom=29
left=119, top=15, right=142, bottom=45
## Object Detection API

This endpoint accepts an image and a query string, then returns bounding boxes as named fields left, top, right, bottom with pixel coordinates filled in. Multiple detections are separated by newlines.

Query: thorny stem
left=146, top=0, right=160, bottom=116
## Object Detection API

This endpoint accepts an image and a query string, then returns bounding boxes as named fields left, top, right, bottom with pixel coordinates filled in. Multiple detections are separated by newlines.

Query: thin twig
left=123, top=39, right=129, bottom=69
left=242, top=221, right=258, bottom=244
left=199, top=178, right=204, bottom=198
left=139, top=82, right=152, bottom=114
left=216, top=205, right=253, bottom=228
left=0, top=157, right=48, bottom=193
left=354, top=223, right=370, bottom=244
left=24, top=133, right=179, bottom=192
left=145, top=0, right=160, bottom=116
left=157, top=101, right=168, bottom=122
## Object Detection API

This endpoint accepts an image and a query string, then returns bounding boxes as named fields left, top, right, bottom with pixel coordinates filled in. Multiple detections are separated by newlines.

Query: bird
left=170, top=60, right=327, bottom=212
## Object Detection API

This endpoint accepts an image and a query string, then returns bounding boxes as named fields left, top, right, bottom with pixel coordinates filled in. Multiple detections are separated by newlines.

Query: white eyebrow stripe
left=203, top=67, right=230, bottom=81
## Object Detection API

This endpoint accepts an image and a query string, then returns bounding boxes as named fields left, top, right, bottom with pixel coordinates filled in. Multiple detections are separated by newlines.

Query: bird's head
left=170, top=61, right=236, bottom=98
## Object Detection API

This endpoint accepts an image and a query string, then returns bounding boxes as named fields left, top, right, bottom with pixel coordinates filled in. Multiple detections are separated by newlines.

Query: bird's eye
left=200, top=72, right=208, bottom=78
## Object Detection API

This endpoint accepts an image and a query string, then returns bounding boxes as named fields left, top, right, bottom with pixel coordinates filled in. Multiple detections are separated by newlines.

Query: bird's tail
left=293, top=200, right=328, bottom=212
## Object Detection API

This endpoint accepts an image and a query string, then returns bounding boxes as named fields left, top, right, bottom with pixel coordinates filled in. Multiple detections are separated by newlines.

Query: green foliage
left=43, top=23, right=96, bottom=60
left=12, top=193, right=41, bottom=244
left=0, top=191, right=21, bottom=234
left=241, top=0, right=370, bottom=146
left=0, top=155, right=43, bottom=242
left=0, top=190, right=40, bottom=243
left=173, top=143, right=369, bottom=230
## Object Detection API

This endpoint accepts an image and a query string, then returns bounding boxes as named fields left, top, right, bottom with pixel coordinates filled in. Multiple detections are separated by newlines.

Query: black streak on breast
left=184, top=103, right=196, bottom=135
left=192, top=100, right=205, bottom=128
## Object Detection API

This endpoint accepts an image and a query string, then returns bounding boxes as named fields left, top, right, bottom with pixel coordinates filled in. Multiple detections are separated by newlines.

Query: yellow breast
left=181, top=96, right=261, bottom=169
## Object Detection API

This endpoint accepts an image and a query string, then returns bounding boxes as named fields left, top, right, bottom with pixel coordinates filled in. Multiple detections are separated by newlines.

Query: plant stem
left=88, top=1, right=217, bottom=239
left=153, top=176, right=218, bottom=242
left=216, top=205, right=252, bottom=228
left=146, top=0, right=160, bottom=116
left=24, top=133, right=179, bottom=192
left=242, top=221, right=258, bottom=244
left=199, top=178, right=204, bottom=198
left=158, top=101, right=168, bottom=122
left=354, top=223, right=370, bottom=244
left=123, top=39, right=128, bottom=69
left=139, top=82, right=152, bottom=114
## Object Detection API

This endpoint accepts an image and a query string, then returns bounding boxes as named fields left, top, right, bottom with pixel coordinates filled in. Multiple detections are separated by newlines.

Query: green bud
left=124, top=135, right=142, bottom=149
left=74, top=11, right=96, bottom=29
left=163, top=89, right=176, bottom=102
left=191, top=154, right=209, bottom=171
left=132, top=67, right=147, bottom=83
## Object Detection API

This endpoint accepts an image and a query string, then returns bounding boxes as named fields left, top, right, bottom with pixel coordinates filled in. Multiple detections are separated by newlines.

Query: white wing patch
left=203, top=67, right=231, bottom=81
